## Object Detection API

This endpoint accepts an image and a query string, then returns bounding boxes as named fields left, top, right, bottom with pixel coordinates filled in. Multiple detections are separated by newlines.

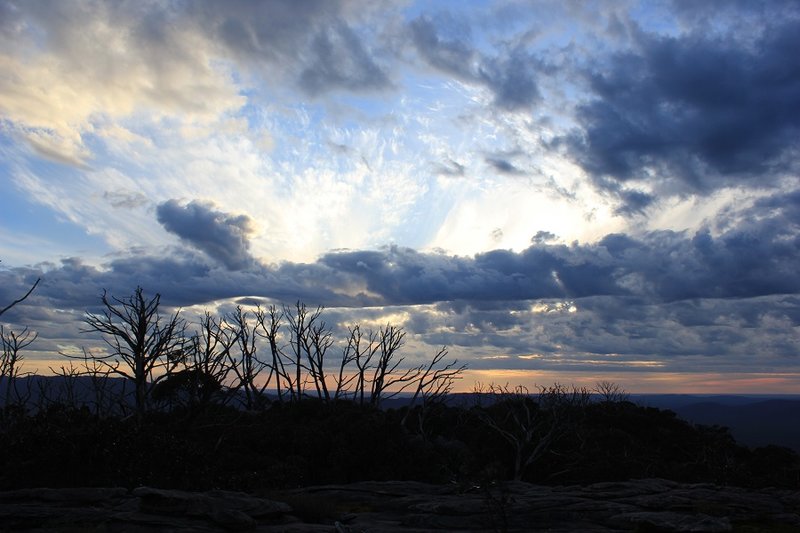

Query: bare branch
left=79, top=286, right=185, bottom=415
left=0, top=277, right=40, bottom=318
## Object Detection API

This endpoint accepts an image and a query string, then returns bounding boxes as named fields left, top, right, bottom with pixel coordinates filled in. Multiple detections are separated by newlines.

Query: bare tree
left=154, top=311, right=240, bottom=410
left=473, top=383, right=588, bottom=481
left=408, top=347, right=466, bottom=408
left=331, top=325, right=363, bottom=401
left=191, top=312, right=238, bottom=383
left=150, top=302, right=466, bottom=413
left=226, top=306, right=271, bottom=410
left=369, top=325, right=421, bottom=407
left=401, top=346, right=466, bottom=431
left=305, top=318, right=334, bottom=401
left=1, top=326, right=37, bottom=407
left=81, top=287, right=185, bottom=415
left=47, top=362, right=86, bottom=409
left=283, top=302, right=321, bottom=401
left=255, top=305, right=290, bottom=402
left=593, top=381, right=629, bottom=403
left=78, top=348, right=121, bottom=417
left=348, top=325, right=380, bottom=406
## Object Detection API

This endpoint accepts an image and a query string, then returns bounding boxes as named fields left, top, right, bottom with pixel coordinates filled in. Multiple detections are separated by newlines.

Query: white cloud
left=0, top=2, right=244, bottom=166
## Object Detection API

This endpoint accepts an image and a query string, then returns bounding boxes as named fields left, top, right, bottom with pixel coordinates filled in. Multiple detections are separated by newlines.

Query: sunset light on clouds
left=1, top=0, right=799, bottom=393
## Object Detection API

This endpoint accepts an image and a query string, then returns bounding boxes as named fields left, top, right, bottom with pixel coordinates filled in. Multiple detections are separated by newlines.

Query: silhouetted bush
left=1, top=389, right=797, bottom=492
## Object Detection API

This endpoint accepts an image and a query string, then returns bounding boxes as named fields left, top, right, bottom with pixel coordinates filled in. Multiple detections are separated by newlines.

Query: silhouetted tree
left=0, top=268, right=39, bottom=409
left=226, top=306, right=271, bottom=410
left=474, top=383, right=590, bottom=481
left=181, top=311, right=239, bottom=407
left=1, top=326, right=37, bottom=407
left=408, top=346, right=466, bottom=408
left=401, top=346, right=466, bottom=435
left=305, top=316, right=334, bottom=402
left=370, top=325, right=419, bottom=407
left=81, top=287, right=185, bottom=415
left=283, top=302, right=322, bottom=401
left=348, top=325, right=380, bottom=406
left=593, top=380, right=629, bottom=403
left=255, top=305, right=290, bottom=402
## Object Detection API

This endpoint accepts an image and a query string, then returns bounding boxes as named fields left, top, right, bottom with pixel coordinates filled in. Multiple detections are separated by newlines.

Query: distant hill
left=633, top=395, right=800, bottom=451
left=441, top=393, right=800, bottom=452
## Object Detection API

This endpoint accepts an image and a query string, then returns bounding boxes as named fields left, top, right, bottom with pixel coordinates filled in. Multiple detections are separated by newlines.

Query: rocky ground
left=0, top=478, right=798, bottom=532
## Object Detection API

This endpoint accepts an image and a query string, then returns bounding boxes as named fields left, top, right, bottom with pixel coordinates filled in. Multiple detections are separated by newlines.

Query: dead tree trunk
left=81, top=287, right=185, bottom=416
left=1, top=326, right=37, bottom=408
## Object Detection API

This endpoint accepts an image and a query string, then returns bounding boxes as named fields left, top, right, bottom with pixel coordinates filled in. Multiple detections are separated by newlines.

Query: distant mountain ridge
left=633, top=395, right=800, bottom=451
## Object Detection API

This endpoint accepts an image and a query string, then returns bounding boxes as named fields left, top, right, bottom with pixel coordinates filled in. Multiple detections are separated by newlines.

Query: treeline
left=1, top=381, right=798, bottom=492
left=0, top=285, right=799, bottom=492
left=1, top=286, right=465, bottom=417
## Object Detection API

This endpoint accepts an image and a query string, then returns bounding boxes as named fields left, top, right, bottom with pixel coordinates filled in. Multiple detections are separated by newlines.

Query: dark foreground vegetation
left=1, top=383, right=798, bottom=493
left=1, top=285, right=798, bottom=494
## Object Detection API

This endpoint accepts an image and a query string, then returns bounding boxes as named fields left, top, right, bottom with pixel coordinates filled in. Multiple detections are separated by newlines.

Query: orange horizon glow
left=20, top=359, right=800, bottom=396
left=461, top=369, right=800, bottom=395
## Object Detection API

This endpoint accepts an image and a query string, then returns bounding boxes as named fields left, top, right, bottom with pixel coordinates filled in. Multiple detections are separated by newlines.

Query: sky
left=1, top=0, right=799, bottom=393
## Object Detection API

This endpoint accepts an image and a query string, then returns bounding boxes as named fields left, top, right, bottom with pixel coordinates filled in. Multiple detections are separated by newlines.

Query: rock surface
left=0, top=479, right=797, bottom=531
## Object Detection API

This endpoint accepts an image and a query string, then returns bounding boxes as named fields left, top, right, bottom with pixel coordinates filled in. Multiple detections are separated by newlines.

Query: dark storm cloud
left=156, top=200, right=256, bottom=271
left=751, top=188, right=800, bottom=224
left=408, top=15, right=541, bottom=111
left=414, top=294, right=800, bottom=371
left=565, top=17, right=800, bottom=208
left=318, top=244, right=614, bottom=305
left=478, top=50, right=541, bottom=110
left=318, top=190, right=800, bottom=304
left=614, top=188, right=655, bottom=216
left=4, top=189, right=799, bottom=321
left=0, top=251, right=375, bottom=323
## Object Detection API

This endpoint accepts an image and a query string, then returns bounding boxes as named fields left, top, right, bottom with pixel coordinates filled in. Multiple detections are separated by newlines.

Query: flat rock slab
left=0, top=479, right=797, bottom=531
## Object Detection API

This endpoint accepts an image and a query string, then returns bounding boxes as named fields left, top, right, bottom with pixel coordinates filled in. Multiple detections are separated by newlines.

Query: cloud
left=0, top=1, right=243, bottom=166
left=407, top=292, right=800, bottom=373
left=614, top=188, right=655, bottom=216
left=103, top=191, right=149, bottom=209
left=156, top=200, right=257, bottom=271
left=4, top=192, right=799, bottom=373
left=0, top=0, right=399, bottom=167
left=2, top=1, right=799, bottom=379
left=531, top=231, right=557, bottom=244
left=320, top=191, right=800, bottom=304
left=433, top=158, right=466, bottom=177
left=299, top=23, right=390, bottom=95
left=486, top=156, right=523, bottom=175
left=478, top=50, right=541, bottom=110
left=408, top=15, right=541, bottom=111
left=5, top=188, right=799, bottom=316
left=193, top=0, right=393, bottom=95
left=408, top=15, right=476, bottom=80
left=564, top=17, right=800, bottom=208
